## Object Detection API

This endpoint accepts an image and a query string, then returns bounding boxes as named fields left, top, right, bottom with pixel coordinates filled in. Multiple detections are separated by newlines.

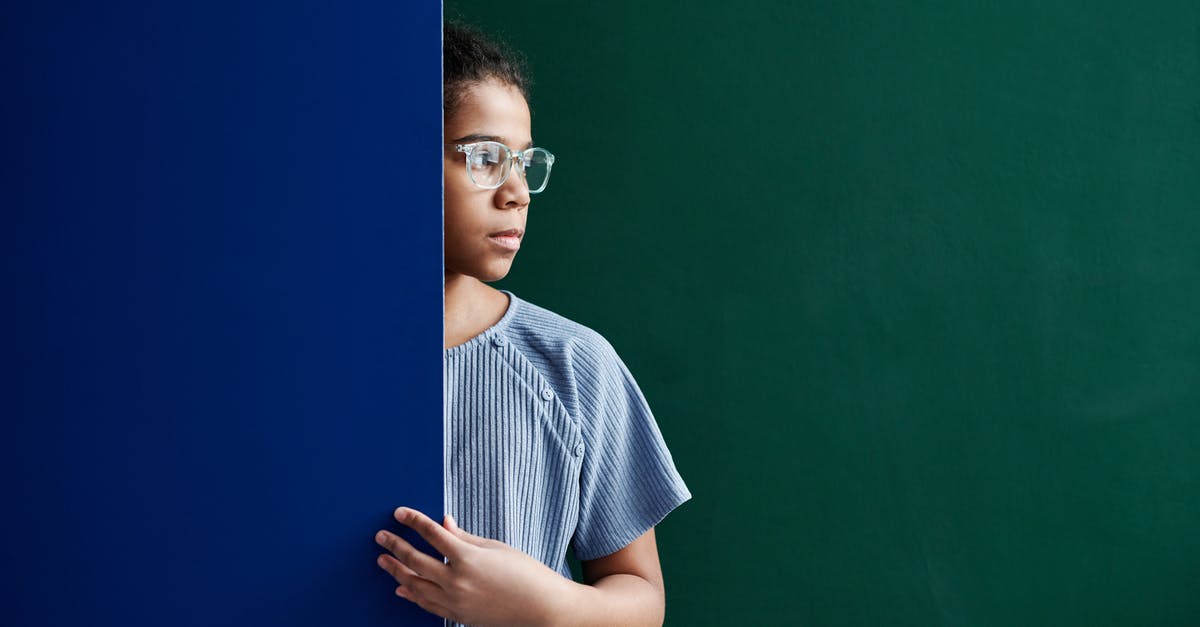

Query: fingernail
left=375, top=531, right=387, bottom=543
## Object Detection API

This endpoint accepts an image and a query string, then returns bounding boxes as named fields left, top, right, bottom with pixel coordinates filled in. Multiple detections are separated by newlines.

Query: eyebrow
left=450, top=133, right=534, bottom=150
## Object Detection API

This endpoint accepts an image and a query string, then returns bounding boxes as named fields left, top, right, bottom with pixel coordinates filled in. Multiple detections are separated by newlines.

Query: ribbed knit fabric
left=443, top=290, right=691, bottom=625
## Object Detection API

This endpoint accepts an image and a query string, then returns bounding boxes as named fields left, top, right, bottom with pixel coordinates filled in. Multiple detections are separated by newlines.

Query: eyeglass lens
left=466, top=142, right=552, bottom=193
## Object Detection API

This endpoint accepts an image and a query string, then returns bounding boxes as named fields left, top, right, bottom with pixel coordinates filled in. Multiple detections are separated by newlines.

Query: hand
left=375, top=507, right=572, bottom=627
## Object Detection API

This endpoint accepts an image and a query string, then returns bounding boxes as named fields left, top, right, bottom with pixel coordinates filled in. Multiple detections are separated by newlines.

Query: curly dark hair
left=443, top=20, right=530, bottom=120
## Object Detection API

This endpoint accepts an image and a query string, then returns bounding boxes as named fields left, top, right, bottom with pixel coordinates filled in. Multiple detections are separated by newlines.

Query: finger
left=394, top=572, right=453, bottom=619
left=376, top=553, right=421, bottom=584
left=377, top=554, right=447, bottom=607
left=400, top=571, right=446, bottom=604
left=444, top=515, right=491, bottom=548
left=375, top=530, right=448, bottom=580
left=394, top=507, right=463, bottom=559
left=395, top=585, right=454, bottom=622
left=444, top=514, right=470, bottom=539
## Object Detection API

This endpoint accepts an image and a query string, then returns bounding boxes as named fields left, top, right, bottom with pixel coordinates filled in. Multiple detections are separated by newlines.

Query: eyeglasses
left=450, top=141, right=555, bottom=194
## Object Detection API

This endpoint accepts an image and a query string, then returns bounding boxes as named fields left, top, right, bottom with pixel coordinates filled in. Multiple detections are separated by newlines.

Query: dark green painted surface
left=448, top=2, right=1200, bottom=625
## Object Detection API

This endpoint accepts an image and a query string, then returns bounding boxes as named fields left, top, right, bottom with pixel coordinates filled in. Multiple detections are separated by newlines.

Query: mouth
left=487, top=228, right=523, bottom=252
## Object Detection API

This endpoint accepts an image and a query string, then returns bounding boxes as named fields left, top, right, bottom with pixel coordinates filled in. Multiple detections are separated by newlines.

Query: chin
left=476, top=261, right=514, bottom=283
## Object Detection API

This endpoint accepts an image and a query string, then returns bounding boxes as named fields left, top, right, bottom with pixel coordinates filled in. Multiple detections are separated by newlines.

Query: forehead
left=446, top=80, right=532, bottom=148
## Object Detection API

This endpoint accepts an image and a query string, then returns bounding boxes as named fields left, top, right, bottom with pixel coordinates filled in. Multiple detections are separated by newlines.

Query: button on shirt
left=443, top=291, right=692, bottom=591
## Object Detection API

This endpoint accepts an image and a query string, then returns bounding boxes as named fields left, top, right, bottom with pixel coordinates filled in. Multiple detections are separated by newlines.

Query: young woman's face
left=444, top=79, right=533, bottom=283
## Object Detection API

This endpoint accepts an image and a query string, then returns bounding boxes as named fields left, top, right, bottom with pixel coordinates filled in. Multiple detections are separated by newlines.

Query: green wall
left=450, top=2, right=1200, bottom=624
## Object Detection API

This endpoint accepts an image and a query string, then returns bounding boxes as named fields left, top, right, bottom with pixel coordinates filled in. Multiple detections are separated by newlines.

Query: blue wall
left=2, top=3, right=443, bottom=625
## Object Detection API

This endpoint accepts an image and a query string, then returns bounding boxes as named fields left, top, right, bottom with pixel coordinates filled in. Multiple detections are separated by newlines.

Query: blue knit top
left=444, top=290, right=691, bottom=582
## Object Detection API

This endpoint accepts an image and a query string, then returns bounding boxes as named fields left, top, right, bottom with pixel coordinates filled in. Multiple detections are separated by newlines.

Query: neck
left=445, top=273, right=482, bottom=319
left=444, top=273, right=504, bottom=350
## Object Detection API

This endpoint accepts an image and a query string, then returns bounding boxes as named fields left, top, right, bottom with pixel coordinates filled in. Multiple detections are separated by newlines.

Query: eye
left=468, top=145, right=503, bottom=170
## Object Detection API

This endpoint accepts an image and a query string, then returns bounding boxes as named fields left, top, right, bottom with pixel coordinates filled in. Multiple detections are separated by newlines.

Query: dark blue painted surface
left=2, top=3, right=442, bottom=625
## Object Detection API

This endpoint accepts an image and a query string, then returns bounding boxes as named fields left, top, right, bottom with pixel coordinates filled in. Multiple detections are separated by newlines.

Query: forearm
left=547, top=574, right=665, bottom=627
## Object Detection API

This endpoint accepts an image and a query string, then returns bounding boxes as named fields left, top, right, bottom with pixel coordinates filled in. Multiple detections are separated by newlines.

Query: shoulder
left=504, top=291, right=622, bottom=371
left=501, top=291, right=633, bottom=412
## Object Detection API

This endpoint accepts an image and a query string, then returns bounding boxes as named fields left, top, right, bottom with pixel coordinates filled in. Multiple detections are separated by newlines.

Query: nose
left=493, top=159, right=530, bottom=210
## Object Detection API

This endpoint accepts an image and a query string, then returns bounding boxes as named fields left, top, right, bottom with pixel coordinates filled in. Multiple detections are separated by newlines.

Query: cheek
left=444, top=165, right=487, bottom=214
left=443, top=179, right=473, bottom=231
left=443, top=203, right=468, bottom=241
left=443, top=194, right=488, bottom=247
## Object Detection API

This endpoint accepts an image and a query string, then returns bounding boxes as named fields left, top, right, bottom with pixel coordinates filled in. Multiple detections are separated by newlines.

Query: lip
left=488, top=228, right=523, bottom=252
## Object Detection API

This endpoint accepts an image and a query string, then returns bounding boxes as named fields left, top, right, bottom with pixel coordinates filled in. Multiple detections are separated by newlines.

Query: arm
left=375, top=507, right=666, bottom=627
left=567, top=527, right=665, bottom=627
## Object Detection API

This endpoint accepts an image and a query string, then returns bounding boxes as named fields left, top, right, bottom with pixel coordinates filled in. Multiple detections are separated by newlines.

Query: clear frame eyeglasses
left=450, top=141, right=556, bottom=194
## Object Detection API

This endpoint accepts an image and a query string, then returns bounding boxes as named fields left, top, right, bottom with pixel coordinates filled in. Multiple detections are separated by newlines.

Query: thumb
left=443, top=515, right=490, bottom=547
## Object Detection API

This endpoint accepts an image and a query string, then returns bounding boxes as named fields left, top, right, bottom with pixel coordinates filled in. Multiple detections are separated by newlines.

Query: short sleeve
left=571, top=336, right=692, bottom=561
